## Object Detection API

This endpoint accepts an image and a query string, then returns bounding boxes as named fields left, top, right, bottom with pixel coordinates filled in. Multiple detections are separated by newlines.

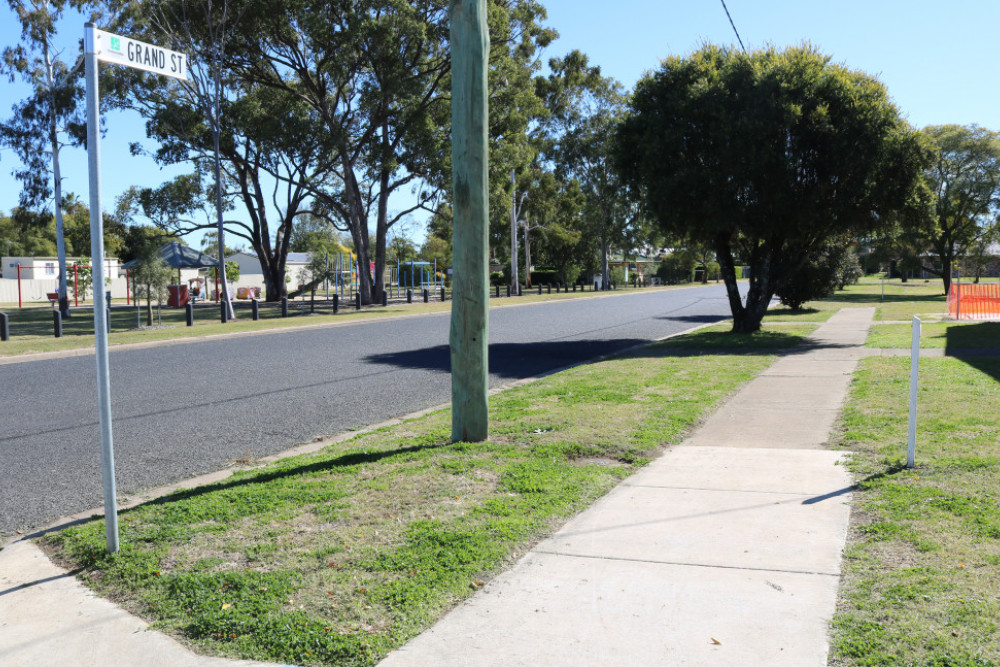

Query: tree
left=0, top=0, right=95, bottom=317
left=536, top=51, right=642, bottom=288
left=224, top=0, right=553, bottom=305
left=912, top=125, right=1000, bottom=294
left=617, top=44, right=927, bottom=332
left=200, top=229, right=243, bottom=258
left=105, top=0, right=338, bottom=304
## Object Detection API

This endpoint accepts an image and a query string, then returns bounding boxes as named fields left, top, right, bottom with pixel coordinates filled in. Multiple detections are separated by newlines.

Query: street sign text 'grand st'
left=94, top=28, right=188, bottom=80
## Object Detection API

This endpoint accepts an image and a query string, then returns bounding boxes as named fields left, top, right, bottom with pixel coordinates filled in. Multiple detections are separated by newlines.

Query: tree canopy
left=616, top=44, right=928, bottom=331
left=913, top=124, right=1000, bottom=294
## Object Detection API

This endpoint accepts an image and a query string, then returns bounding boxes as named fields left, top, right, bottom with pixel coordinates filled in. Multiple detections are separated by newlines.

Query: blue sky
left=2, top=0, right=999, bottom=246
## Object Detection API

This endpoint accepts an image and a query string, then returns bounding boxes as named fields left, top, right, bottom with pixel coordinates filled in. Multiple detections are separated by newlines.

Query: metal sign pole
left=85, top=22, right=119, bottom=554
left=82, top=25, right=187, bottom=554
left=906, top=316, right=921, bottom=468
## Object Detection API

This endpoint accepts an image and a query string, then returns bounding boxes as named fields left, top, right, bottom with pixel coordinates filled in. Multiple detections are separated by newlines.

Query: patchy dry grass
left=42, top=327, right=790, bottom=666
left=830, top=354, right=1000, bottom=666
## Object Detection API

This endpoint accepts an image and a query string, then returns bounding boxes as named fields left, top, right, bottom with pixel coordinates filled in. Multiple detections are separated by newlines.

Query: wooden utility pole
left=449, top=0, right=490, bottom=442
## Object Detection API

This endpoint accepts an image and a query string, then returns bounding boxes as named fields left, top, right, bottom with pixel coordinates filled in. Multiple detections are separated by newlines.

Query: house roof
left=122, top=242, right=219, bottom=269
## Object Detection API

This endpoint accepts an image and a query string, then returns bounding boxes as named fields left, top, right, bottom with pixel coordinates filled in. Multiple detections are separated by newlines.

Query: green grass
left=868, top=321, right=1000, bottom=350
left=40, top=327, right=794, bottom=666
left=830, top=355, right=1000, bottom=666
left=765, top=279, right=948, bottom=323
left=659, top=323, right=818, bottom=349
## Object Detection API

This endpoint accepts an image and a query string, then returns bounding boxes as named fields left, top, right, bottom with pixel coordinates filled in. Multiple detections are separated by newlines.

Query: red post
left=73, top=264, right=79, bottom=306
left=126, top=269, right=130, bottom=305
left=17, top=264, right=22, bottom=308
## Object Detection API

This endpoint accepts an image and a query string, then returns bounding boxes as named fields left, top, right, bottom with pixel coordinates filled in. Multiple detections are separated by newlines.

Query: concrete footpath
left=380, top=307, right=873, bottom=667
left=0, top=308, right=872, bottom=667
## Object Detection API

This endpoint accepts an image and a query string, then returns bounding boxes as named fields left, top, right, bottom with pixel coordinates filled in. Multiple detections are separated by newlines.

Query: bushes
left=656, top=254, right=694, bottom=284
left=776, top=245, right=862, bottom=310
left=530, top=269, right=559, bottom=285
left=836, top=250, right=863, bottom=289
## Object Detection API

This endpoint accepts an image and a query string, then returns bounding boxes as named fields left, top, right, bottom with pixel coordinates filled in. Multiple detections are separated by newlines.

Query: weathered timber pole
left=450, top=0, right=490, bottom=442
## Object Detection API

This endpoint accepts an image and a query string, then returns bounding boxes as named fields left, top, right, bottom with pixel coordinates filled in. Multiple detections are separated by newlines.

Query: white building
left=1, top=255, right=124, bottom=280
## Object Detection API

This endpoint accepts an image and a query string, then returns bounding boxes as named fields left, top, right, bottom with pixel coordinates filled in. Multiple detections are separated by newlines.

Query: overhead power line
left=720, top=0, right=747, bottom=53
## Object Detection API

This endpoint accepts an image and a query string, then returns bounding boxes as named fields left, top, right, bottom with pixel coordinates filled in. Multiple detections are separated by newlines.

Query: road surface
left=0, top=285, right=734, bottom=536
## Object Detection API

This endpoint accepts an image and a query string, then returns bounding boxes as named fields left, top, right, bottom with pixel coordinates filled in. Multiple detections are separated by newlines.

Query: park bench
left=46, top=291, right=59, bottom=307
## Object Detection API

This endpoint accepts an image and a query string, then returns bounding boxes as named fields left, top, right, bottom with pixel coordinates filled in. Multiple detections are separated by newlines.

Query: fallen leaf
left=222, top=603, right=232, bottom=610
left=710, top=638, right=722, bottom=645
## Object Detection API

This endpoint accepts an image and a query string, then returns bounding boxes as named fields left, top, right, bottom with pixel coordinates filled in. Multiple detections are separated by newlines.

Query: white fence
left=0, top=277, right=131, bottom=305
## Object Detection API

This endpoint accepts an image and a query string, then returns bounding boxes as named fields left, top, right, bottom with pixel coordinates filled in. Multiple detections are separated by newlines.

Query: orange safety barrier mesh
left=947, top=283, right=1000, bottom=320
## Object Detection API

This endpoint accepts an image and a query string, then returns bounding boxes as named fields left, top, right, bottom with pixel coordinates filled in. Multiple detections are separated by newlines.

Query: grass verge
left=868, top=321, right=1000, bottom=350
left=764, top=279, right=948, bottom=323
left=830, top=354, right=1000, bottom=664
left=40, top=325, right=797, bottom=666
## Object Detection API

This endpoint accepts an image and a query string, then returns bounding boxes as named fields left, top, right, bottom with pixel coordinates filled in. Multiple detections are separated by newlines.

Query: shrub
left=530, top=268, right=559, bottom=285
left=656, top=254, right=694, bottom=284
left=836, top=249, right=863, bottom=289
left=609, top=266, right=625, bottom=286
left=775, top=246, right=844, bottom=310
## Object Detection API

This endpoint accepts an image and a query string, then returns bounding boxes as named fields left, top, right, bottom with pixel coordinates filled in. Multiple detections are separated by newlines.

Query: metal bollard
left=506, top=285, right=511, bottom=297
left=496, top=285, right=500, bottom=298
left=547, top=284, right=551, bottom=295
left=106, top=308, right=111, bottom=334
left=594, top=281, right=598, bottom=291
left=423, top=289, right=429, bottom=303
left=53, top=310, right=62, bottom=338
left=333, top=294, right=339, bottom=314
left=186, top=302, right=194, bottom=326
left=281, top=297, right=288, bottom=317
left=382, top=290, right=388, bottom=307
left=221, top=301, right=229, bottom=323
left=440, top=287, right=446, bottom=302
left=355, top=293, right=361, bottom=310
left=407, top=289, right=413, bottom=303
left=573, top=284, right=577, bottom=292
left=251, top=299, right=259, bottom=321
left=310, top=291, right=316, bottom=314
left=538, top=284, right=542, bottom=295
left=0, top=312, right=7, bottom=342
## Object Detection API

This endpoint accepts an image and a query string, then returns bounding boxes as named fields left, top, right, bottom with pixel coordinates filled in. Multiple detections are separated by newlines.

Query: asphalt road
left=0, top=284, right=735, bottom=536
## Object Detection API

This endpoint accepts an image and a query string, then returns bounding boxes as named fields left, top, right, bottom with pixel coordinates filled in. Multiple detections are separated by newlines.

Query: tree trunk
left=600, top=237, right=610, bottom=289
left=145, top=290, right=153, bottom=327
left=46, top=40, right=70, bottom=319
left=342, top=156, right=375, bottom=305
left=714, top=233, right=774, bottom=333
left=260, top=255, right=286, bottom=301
left=524, top=224, right=532, bottom=288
